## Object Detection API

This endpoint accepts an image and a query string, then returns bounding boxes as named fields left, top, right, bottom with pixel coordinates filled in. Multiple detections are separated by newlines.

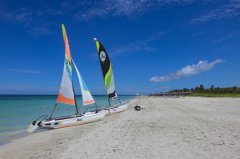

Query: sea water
left=0, top=95, right=134, bottom=145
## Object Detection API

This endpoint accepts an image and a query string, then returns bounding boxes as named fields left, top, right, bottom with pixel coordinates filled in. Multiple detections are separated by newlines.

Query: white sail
left=57, top=24, right=75, bottom=105
left=72, top=59, right=95, bottom=105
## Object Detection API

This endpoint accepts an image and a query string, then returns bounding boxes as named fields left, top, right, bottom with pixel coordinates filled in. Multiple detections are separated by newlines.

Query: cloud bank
left=1, top=0, right=240, bottom=35
left=150, top=59, right=224, bottom=82
left=75, top=0, right=194, bottom=21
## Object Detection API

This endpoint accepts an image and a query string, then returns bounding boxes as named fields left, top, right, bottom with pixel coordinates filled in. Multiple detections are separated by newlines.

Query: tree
left=199, top=84, right=205, bottom=92
left=210, top=85, right=214, bottom=93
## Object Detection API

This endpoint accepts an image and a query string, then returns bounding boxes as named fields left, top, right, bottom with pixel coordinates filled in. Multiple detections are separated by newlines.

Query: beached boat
left=27, top=25, right=105, bottom=133
left=94, top=38, right=128, bottom=116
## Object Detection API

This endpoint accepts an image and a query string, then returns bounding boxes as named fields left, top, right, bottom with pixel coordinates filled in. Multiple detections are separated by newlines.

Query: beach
left=0, top=96, right=240, bottom=159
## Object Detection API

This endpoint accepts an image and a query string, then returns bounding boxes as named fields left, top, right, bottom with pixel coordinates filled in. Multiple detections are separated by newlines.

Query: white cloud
left=210, top=30, right=240, bottom=44
left=75, top=0, right=195, bottom=21
left=112, top=31, right=167, bottom=57
left=0, top=84, right=57, bottom=94
left=150, top=59, right=224, bottom=82
left=88, top=31, right=165, bottom=58
left=191, top=1, right=240, bottom=24
left=1, top=69, right=40, bottom=74
left=110, top=32, right=165, bottom=57
left=0, top=7, right=53, bottom=36
left=2, top=0, right=239, bottom=36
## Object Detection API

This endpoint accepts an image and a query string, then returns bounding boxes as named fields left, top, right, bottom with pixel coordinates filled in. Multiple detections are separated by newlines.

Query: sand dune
left=1, top=97, right=240, bottom=159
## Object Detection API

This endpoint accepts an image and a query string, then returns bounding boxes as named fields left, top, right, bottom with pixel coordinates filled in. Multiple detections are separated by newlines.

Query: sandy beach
left=1, top=96, right=240, bottom=159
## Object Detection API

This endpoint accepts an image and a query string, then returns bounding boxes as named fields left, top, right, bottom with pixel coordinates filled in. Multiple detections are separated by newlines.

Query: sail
left=94, top=38, right=117, bottom=99
left=57, top=24, right=75, bottom=105
left=72, top=59, right=95, bottom=105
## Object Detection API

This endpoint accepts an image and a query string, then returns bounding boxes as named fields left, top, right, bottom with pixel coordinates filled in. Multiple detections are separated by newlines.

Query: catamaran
left=94, top=38, right=128, bottom=116
left=27, top=25, right=105, bottom=133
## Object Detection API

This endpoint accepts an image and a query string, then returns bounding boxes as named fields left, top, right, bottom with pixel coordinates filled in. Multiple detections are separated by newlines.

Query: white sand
left=1, top=97, right=240, bottom=159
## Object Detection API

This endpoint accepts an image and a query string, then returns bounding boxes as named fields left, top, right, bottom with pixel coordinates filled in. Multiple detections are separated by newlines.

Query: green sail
left=94, top=38, right=117, bottom=99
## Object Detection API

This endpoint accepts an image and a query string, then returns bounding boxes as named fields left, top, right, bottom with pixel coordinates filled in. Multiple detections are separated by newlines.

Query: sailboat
left=27, top=25, right=105, bottom=133
left=94, top=38, right=128, bottom=116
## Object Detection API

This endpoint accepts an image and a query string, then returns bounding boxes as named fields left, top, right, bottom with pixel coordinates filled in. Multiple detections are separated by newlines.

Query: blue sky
left=0, top=0, right=239, bottom=95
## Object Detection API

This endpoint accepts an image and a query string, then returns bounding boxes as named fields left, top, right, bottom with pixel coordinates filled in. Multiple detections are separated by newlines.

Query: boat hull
left=103, top=103, right=128, bottom=116
left=27, top=111, right=105, bottom=133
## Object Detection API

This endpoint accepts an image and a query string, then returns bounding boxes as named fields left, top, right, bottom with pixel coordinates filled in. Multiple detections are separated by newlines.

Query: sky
left=0, top=0, right=240, bottom=95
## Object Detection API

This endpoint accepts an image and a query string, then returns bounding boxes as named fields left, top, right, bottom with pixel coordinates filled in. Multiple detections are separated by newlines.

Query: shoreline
left=0, top=130, right=29, bottom=146
left=1, top=96, right=240, bottom=159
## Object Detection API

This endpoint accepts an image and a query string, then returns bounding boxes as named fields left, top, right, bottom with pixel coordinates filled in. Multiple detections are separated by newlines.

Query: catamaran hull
left=104, top=103, right=128, bottom=116
left=27, top=111, right=105, bottom=133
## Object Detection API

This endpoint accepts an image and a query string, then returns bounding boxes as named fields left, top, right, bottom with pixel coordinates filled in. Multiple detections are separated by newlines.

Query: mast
left=49, top=103, right=57, bottom=119
left=72, top=83, right=79, bottom=114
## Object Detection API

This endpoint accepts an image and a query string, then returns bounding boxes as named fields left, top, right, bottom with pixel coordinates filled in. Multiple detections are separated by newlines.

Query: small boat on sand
left=94, top=38, right=128, bottom=116
left=27, top=25, right=105, bottom=133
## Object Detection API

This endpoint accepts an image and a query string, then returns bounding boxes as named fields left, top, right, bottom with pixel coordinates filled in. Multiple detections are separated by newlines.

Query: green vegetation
left=169, top=85, right=240, bottom=97
left=187, top=92, right=240, bottom=97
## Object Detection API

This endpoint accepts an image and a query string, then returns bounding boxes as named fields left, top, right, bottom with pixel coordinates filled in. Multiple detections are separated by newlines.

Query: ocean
left=0, top=95, right=134, bottom=145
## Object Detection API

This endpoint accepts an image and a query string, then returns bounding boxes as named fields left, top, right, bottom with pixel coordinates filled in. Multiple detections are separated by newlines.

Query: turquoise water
left=0, top=95, right=134, bottom=145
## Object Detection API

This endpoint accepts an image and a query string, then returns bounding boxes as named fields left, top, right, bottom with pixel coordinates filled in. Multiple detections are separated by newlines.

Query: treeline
left=169, top=85, right=240, bottom=94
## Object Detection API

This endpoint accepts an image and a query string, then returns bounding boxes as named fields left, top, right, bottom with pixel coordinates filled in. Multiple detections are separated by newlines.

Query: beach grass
left=187, top=93, right=240, bottom=97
